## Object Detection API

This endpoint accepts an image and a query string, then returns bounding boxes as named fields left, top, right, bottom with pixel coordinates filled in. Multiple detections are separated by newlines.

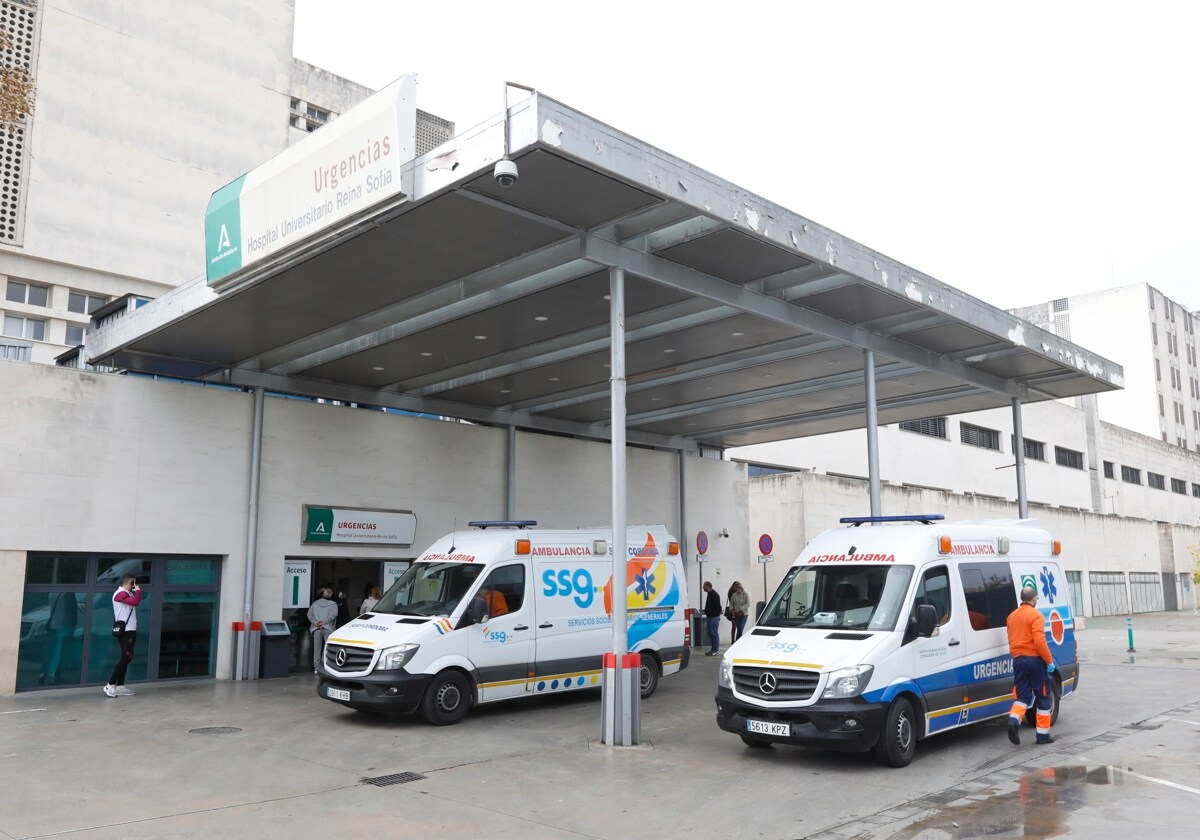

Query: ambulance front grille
left=733, top=666, right=820, bottom=702
left=325, top=644, right=373, bottom=673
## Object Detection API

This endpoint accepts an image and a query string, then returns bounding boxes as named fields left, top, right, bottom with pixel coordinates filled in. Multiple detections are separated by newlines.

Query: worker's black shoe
left=1036, top=735, right=1055, bottom=745
left=1007, top=719, right=1020, bottom=745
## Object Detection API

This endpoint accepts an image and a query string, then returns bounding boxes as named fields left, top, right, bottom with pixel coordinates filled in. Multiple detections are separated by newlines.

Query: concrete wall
left=0, top=361, right=750, bottom=691
left=748, top=470, right=1200, bottom=619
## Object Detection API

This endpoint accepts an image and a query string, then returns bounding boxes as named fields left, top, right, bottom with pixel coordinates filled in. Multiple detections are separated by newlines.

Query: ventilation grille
left=416, top=109, right=454, bottom=157
left=0, top=0, right=35, bottom=244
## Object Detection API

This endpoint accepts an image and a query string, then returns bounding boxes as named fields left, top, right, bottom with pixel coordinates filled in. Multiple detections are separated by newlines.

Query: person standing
left=1006, top=585, right=1055, bottom=745
left=103, top=575, right=141, bottom=698
left=702, top=581, right=722, bottom=656
left=728, top=581, right=751, bottom=644
left=359, top=584, right=382, bottom=615
left=308, top=588, right=338, bottom=674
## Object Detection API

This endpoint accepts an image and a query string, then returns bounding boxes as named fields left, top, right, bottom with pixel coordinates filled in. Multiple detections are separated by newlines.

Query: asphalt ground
left=2, top=612, right=1199, bottom=839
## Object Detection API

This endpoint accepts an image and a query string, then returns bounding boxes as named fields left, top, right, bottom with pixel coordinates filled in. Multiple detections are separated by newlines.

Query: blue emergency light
left=467, top=520, right=538, bottom=529
left=839, top=514, right=945, bottom=526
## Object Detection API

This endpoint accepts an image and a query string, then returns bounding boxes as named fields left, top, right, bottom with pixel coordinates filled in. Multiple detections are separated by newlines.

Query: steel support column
left=1012, top=398, right=1029, bottom=518
left=864, top=350, right=882, bottom=517
left=238, top=387, right=265, bottom=680
left=601, top=266, right=638, bottom=745
left=505, top=425, right=516, bottom=520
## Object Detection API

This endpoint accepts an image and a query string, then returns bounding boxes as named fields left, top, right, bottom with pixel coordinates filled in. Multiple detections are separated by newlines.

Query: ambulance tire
left=420, top=670, right=471, bottom=726
left=1024, top=676, right=1061, bottom=728
left=639, top=652, right=660, bottom=698
left=874, top=697, right=917, bottom=767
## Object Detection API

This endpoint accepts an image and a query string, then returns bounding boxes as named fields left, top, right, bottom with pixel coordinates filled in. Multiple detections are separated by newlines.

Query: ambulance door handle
left=539, top=622, right=554, bottom=629
left=513, top=625, right=529, bottom=632
left=947, top=638, right=961, bottom=647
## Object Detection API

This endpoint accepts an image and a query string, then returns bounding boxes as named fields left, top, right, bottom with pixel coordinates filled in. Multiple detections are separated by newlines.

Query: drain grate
left=363, top=771, right=427, bottom=787
left=188, top=727, right=243, bottom=735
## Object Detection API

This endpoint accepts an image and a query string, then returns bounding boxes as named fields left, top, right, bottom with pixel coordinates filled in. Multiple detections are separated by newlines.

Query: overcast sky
left=293, top=0, right=1199, bottom=314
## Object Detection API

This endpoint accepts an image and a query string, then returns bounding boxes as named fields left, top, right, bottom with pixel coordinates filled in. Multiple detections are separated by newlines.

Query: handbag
left=112, top=601, right=133, bottom=636
left=723, top=606, right=733, bottom=619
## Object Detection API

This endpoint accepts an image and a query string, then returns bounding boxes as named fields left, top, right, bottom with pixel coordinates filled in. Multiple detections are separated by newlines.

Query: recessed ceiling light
left=651, top=397, right=661, bottom=401
left=663, top=348, right=675, bottom=354
left=372, top=366, right=385, bottom=371
left=764, top=373, right=773, bottom=378
left=731, top=331, right=744, bottom=337
left=687, top=422, right=696, bottom=427
left=603, top=295, right=611, bottom=301
left=474, top=335, right=487, bottom=340
left=549, top=377, right=560, bottom=382
left=420, top=352, right=433, bottom=357
left=500, top=389, right=511, bottom=394
left=534, top=315, right=549, bottom=322
left=603, top=363, right=611, bottom=368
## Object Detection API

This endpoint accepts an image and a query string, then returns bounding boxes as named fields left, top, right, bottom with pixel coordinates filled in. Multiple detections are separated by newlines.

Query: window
left=65, top=325, right=85, bottom=345
left=1052, top=298, right=1068, bottom=313
left=67, top=292, right=106, bottom=314
left=899, top=417, right=947, bottom=439
left=960, top=422, right=1000, bottom=450
left=5, top=279, right=48, bottom=307
left=1121, top=466, right=1141, bottom=485
left=1147, top=472, right=1165, bottom=490
left=1, top=339, right=31, bottom=361
left=1171, top=478, right=1186, bottom=495
left=912, top=566, right=951, bottom=627
left=1054, top=446, right=1083, bottom=470
left=961, top=563, right=1018, bottom=632
left=1103, top=461, right=1114, bottom=479
left=476, top=564, right=526, bottom=615
left=1159, top=394, right=1164, bottom=417
left=1155, top=359, right=1161, bottom=381
left=2, top=313, right=45, bottom=341
left=1152, top=323, right=1158, bottom=344
left=1011, top=436, right=1046, bottom=461
left=1193, top=483, right=1200, bottom=498
left=306, top=105, right=329, bottom=122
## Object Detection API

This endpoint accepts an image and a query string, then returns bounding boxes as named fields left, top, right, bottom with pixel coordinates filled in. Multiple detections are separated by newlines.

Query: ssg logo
left=542, top=568, right=597, bottom=608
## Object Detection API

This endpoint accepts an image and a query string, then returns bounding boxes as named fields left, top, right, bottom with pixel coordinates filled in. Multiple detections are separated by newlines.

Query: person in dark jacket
left=703, top=581, right=722, bottom=655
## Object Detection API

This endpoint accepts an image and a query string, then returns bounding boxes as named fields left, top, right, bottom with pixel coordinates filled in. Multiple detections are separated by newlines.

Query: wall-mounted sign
left=383, top=561, right=411, bottom=591
left=205, top=75, right=416, bottom=285
left=303, top=506, right=417, bottom=546
left=283, top=559, right=312, bottom=609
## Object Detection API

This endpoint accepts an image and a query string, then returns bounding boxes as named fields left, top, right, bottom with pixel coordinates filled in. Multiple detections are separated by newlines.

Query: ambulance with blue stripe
left=319, top=521, right=689, bottom=724
left=715, top=515, right=1078, bottom=766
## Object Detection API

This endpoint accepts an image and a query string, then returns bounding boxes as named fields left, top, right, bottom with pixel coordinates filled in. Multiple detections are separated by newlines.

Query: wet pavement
left=1, top=611, right=1198, bottom=839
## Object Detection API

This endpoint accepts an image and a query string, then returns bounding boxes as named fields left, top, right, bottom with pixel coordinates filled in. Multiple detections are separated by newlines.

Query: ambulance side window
left=961, top=563, right=1017, bottom=630
left=478, top=564, right=526, bottom=616
left=913, top=566, right=951, bottom=626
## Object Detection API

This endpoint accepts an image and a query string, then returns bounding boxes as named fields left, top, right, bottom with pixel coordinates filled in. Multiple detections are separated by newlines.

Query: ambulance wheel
left=420, top=670, right=471, bottom=726
left=874, top=697, right=916, bottom=767
left=1025, top=677, right=1061, bottom=728
left=639, top=653, right=660, bottom=698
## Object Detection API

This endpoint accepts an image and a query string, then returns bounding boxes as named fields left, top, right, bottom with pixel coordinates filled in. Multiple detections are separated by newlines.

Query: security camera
left=493, top=159, right=519, bottom=188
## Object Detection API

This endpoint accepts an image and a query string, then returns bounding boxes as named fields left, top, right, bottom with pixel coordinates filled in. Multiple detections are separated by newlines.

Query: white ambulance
left=715, top=515, right=1079, bottom=766
left=318, top=521, right=690, bottom=724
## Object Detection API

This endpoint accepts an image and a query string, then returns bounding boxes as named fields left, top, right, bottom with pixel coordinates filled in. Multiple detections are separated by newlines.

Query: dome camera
left=494, top=159, right=519, bottom=188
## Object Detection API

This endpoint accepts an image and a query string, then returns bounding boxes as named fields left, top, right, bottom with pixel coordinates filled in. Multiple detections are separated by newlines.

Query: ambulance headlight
left=822, top=665, right=873, bottom=699
left=375, top=644, right=420, bottom=671
left=718, top=658, right=733, bottom=689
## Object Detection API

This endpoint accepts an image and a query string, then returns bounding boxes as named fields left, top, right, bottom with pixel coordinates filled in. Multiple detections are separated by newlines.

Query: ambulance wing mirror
left=914, top=604, right=938, bottom=638
left=465, top=597, right=489, bottom=626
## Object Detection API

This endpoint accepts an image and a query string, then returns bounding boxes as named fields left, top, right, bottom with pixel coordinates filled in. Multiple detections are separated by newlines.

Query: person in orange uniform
left=1006, top=585, right=1055, bottom=745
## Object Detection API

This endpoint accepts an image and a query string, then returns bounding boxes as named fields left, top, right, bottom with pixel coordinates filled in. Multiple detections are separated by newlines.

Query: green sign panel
left=302, top=506, right=416, bottom=546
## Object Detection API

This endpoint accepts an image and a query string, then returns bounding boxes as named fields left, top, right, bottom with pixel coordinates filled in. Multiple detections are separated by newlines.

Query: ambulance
left=715, top=515, right=1079, bottom=766
left=318, top=521, right=690, bottom=724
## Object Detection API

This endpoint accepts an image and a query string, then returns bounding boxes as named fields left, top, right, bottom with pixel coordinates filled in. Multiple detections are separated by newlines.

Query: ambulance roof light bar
left=468, top=520, right=538, bottom=529
left=840, top=514, right=945, bottom=527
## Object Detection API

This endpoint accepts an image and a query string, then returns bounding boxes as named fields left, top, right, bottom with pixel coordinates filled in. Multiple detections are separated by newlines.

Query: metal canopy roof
left=89, top=93, right=1124, bottom=453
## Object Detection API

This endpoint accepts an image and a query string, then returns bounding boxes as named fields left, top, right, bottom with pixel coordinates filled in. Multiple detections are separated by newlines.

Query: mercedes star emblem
left=335, top=648, right=346, bottom=667
left=759, top=672, right=777, bottom=695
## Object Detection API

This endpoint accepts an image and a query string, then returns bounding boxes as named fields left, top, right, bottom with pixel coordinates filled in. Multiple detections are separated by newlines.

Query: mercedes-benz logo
left=334, top=648, right=347, bottom=668
left=759, top=672, right=777, bottom=695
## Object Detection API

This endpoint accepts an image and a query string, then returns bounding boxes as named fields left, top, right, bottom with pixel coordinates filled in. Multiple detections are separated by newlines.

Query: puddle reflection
left=893, top=765, right=1124, bottom=839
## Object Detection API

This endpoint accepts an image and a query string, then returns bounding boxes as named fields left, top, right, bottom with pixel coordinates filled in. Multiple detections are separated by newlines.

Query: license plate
left=327, top=687, right=350, bottom=702
left=747, top=719, right=790, bottom=737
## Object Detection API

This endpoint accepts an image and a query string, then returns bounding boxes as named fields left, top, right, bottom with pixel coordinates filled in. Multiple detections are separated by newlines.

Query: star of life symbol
left=1040, top=567, right=1057, bottom=604
left=634, top=569, right=656, bottom=600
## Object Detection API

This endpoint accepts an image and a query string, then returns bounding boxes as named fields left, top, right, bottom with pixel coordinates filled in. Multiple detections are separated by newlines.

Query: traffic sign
left=696, top=531, right=709, bottom=555
left=758, top=533, right=774, bottom=556
left=757, top=555, right=774, bottom=564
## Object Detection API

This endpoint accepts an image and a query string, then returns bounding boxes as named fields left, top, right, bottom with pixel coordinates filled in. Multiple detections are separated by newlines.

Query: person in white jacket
left=307, top=589, right=338, bottom=674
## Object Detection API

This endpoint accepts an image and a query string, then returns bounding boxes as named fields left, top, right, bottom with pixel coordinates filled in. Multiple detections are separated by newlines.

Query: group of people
left=701, top=580, right=750, bottom=656
left=307, top=583, right=383, bottom=673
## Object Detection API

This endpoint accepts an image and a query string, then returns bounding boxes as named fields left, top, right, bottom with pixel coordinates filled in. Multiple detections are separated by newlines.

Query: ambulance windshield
left=373, top=562, right=484, bottom=617
left=759, top=564, right=914, bottom=632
